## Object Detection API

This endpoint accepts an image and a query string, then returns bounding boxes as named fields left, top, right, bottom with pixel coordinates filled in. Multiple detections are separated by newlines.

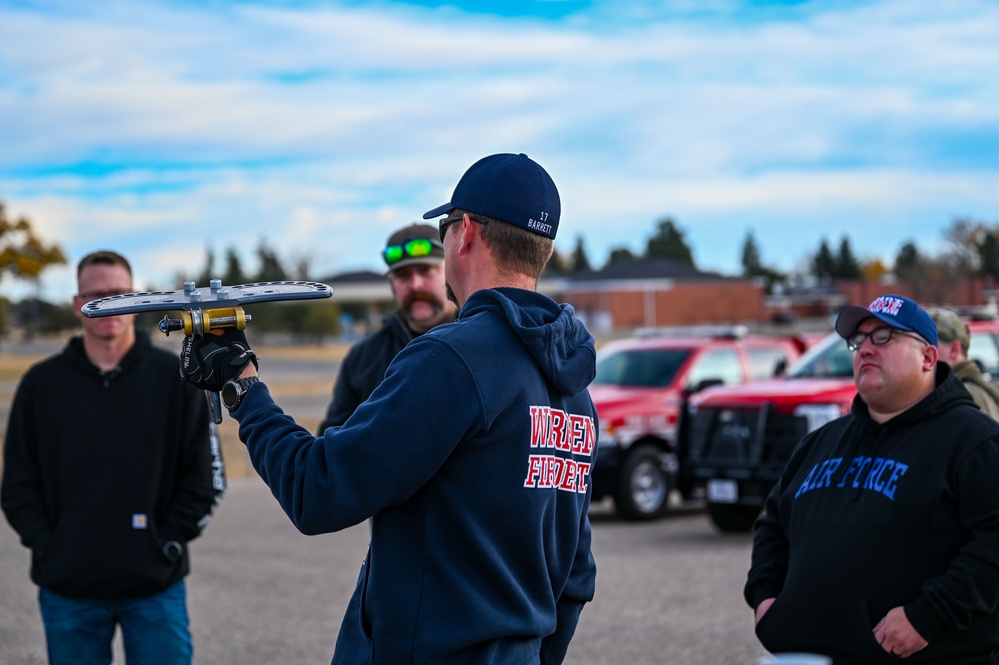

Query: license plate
left=707, top=479, right=738, bottom=503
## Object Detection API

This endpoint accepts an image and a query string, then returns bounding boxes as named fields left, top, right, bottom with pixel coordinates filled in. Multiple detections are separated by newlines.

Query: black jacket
left=746, top=364, right=999, bottom=664
left=1, top=330, right=224, bottom=599
left=317, top=312, right=414, bottom=433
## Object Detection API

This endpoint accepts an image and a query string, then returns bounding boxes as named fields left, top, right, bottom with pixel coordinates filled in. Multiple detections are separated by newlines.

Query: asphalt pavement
left=1, top=477, right=770, bottom=665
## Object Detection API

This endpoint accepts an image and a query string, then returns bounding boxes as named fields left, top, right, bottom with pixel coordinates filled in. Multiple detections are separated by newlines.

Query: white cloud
left=2, top=0, right=998, bottom=302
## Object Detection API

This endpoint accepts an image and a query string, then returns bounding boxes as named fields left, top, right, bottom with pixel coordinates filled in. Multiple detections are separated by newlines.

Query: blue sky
left=2, top=0, right=998, bottom=301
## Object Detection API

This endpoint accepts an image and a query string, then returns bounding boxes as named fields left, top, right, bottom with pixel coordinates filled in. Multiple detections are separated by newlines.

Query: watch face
left=221, top=381, right=240, bottom=409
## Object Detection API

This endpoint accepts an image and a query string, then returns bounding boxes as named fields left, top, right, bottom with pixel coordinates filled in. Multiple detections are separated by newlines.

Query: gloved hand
left=179, top=328, right=258, bottom=392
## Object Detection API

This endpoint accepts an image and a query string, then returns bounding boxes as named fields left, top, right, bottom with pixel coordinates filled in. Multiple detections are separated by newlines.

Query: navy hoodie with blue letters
left=746, top=364, right=999, bottom=665
left=233, top=288, right=598, bottom=664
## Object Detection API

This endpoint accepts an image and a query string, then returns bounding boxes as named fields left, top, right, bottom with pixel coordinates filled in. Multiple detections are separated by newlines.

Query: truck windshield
left=593, top=348, right=692, bottom=387
left=786, top=333, right=854, bottom=379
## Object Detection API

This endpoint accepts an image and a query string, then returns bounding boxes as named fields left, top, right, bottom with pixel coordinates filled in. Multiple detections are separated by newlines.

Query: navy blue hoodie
left=746, top=364, right=999, bottom=664
left=234, top=288, right=598, bottom=664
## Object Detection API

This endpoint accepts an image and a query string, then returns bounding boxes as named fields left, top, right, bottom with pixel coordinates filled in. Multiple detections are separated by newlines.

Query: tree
left=893, top=240, right=966, bottom=304
left=738, top=230, right=787, bottom=294
left=894, top=241, right=921, bottom=277
left=834, top=236, right=862, bottom=279
left=739, top=231, right=763, bottom=277
left=222, top=247, right=247, bottom=286
left=196, top=247, right=216, bottom=286
left=862, top=258, right=890, bottom=282
left=607, top=247, right=637, bottom=265
left=944, top=217, right=988, bottom=274
left=1, top=203, right=67, bottom=284
left=645, top=217, right=694, bottom=265
left=570, top=236, right=592, bottom=273
left=812, top=238, right=836, bottom=279
left=255, top=239, right=288, bottom=282
left=979, top=231, right=999, bottom=281
left=0, top=296, right=9, bottom=338
left=542, top=248, right=569, bottom=275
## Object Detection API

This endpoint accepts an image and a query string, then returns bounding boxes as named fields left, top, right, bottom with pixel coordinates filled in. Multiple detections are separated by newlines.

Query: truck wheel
left=614, top=445, right=670, bottom=521
left=707, top=502, right=760, bottom=533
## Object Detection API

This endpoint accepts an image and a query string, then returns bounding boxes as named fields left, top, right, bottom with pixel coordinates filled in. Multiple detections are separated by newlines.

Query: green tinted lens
left=404, top=239, right=434, bottom=258
left=384, top=245, right=404, bottom=264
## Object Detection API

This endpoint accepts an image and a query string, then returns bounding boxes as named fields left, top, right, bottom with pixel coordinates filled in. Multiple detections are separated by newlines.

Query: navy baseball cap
left=422, top=153, right=560, bottom=240
left=834, top=294, right=938, bottom=347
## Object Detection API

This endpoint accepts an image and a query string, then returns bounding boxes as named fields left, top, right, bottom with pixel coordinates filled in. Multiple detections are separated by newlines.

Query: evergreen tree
left=979, top=231, right=999, bottom=281
left=255, top=239, right=288, bottom=282
left=812, top=238, right=836, bottom=279
left=834, top=236, right=862, bottom=279
left=222, top=246, right=247, bottom=286
left=894, top=241, right=921, bottom=276
left=196, top=247, right=216, bottom=286
left=739, top=231, right=763, bottom=277
left=607, top=247, right=637, bottom=265
left=570, top=236, right=592, bottom=273
left=645, top=217, right=694, bottom=265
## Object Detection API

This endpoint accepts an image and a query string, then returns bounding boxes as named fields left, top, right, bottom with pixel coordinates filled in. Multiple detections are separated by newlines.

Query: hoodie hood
left=63, top=327, right=151, bottom=382
left=459, top=288, right=596, bottom=396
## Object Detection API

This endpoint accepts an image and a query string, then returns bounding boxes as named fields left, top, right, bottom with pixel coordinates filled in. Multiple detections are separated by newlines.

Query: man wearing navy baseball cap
left=178, top=152, right=597, bottom=664
left=834, top=293, right=939, bottom=348
left=423, top=152, right=560, bottom=240
left=746, top=292, right=999, bottom=664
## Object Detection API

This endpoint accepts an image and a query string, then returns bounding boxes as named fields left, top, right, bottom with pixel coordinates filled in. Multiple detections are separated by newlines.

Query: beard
left=445, top=282, right=457, bottom=307
left=401, top=289, right=452, bottom=332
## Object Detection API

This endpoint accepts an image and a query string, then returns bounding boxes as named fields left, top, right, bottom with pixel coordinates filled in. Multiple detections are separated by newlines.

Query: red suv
left=589, top=327, right=807, bottom=520
left=678, top=318, right=999, bottom=532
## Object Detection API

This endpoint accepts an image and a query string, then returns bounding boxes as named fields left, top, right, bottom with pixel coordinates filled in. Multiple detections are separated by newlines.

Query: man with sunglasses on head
left=317, top=223, right=457, bottom=433
left=745, top=293, right=999, bottom=664
left=178, top=153, right=597, bottom=664
left=2, top=250, right=224, bottom=665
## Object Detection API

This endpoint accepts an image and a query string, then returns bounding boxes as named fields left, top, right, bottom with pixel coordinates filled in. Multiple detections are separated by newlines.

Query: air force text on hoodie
left=232, top=287, right=598, bottom=664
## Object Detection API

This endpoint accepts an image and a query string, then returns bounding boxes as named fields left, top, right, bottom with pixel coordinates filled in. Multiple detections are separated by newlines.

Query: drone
left=82, top=279, right=333, bottom=422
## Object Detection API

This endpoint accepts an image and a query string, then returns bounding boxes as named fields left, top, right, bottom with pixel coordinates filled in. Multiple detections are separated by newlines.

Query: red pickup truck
left=588, top=327, right=807, bottom=520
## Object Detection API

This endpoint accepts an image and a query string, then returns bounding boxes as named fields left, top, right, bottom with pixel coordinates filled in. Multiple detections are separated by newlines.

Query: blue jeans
left=38, top=580, right=193, bottom=665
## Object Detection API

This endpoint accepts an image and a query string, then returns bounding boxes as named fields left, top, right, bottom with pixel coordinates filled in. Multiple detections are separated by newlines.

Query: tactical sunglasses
left=383, top=238, right=443, bottom=266
left=438, top=213, right=488, bottom=242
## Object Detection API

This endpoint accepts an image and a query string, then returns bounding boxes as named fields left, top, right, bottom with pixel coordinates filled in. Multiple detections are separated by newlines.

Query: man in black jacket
left=928, top=307, right=999, bottom=420
left=317, top=223, right=457, bottom=432
left=746, top=294, right=999, bottom=664
left=1, top=250, right=224, bottom=665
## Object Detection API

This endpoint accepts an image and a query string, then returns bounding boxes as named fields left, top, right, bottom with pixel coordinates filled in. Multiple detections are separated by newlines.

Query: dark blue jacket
left=234, top=288, right=598, bottom=664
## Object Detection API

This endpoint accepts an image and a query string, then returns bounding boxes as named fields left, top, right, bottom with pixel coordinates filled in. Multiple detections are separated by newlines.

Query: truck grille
left=680, top=404, right=808, bottom=479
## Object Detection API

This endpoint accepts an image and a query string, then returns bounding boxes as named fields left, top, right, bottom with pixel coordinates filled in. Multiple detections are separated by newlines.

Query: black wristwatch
left=221, top=376, right=260, bottom=411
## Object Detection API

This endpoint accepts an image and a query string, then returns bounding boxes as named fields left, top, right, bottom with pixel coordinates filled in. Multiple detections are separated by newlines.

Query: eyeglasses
left=383, top=238, right=443, bottom=266
left=77, top=289, right=132, bottom=301
left=438, top=213, right=488, bottom=242
left=846, top=326, right=927, bottom=352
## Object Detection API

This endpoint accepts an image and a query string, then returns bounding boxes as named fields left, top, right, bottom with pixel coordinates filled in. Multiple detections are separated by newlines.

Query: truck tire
left=614, top=445, right=670, bottom=521
left=707, top=502, right=760, bottom=533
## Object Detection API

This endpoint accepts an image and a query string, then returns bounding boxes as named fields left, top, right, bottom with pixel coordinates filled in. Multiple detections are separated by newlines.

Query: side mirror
left=684, top=378, right=725, bottom=397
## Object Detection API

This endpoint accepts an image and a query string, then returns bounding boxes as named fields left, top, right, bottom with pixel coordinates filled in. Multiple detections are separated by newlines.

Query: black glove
left=180, top=328, right=258, bottom=392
